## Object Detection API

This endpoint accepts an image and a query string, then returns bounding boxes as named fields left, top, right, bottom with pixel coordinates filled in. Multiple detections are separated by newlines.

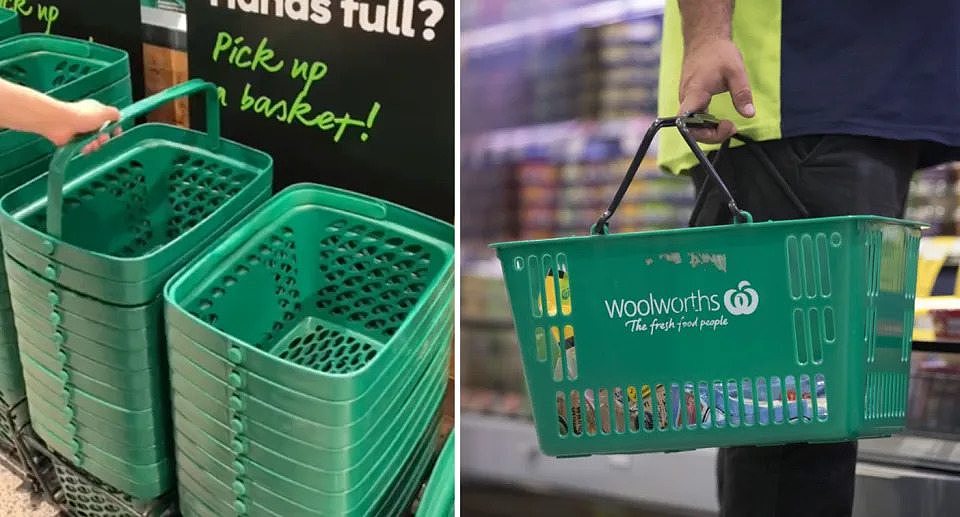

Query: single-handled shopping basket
left=0, top=34, right=129, bottom=155
left=0, top=78, right=273, bottom=499
left=491, top=114, right=924, bottom=457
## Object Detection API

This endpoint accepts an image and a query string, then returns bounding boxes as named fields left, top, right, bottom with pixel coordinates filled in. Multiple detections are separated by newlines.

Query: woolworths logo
left=604, top=281, right=759, bottom=335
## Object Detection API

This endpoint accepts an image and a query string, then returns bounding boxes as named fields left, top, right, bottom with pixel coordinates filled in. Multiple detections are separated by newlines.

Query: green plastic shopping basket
left=0, top=34, right=129, bottom=154
left=0, top=9, right=18, bottom=42
left=492, top=114, right=923, bottom=457
left=0, top=78, right=273, bottom=499
left=169, top=344, right=448, bottom=513
left=2, top=73, right=133, bottom=173
left=176, top=413, right=440, bottom=517
left=416, top=431, right=455, bottom=517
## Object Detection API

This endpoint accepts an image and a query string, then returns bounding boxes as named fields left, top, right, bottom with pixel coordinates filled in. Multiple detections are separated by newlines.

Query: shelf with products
left=906, top=161, right=960, bottom=237
left=462, top=0, right=665, bottom=51
left=462, top=13, right=663, bottom=135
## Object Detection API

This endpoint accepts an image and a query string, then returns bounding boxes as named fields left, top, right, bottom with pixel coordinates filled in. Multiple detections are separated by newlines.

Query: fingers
left=688, top=120, right=736, bottom=145
left=81, top=133, right=110, bottom=155
left=678, top=84, right=712, bottom=118
left=101, top=105, right=121, bottom=123
left=725, top=66, right=755, bottom=118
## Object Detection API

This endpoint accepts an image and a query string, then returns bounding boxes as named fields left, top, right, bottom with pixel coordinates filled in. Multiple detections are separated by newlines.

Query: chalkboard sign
left=186, top=0, right=454, bottom=222
left=1, top=0, right=146, bottom=99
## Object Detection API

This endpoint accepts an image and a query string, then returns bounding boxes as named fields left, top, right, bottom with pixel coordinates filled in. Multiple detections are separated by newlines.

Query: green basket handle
left=45, top=79, right=222, bottom=239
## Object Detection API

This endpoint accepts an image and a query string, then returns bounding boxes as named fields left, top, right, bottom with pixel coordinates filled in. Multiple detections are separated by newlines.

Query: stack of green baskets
left=0, top=34, right=131, bottom=407
left=0, top=9, right=18, bottom=41
left=164, top=184, right=454, bottom=516
left=416, top=432, right=455, bottom=517
left=0, top=79, right=273, bottom=501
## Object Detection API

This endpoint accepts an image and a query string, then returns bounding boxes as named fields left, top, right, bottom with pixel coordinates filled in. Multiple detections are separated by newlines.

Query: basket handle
left=592, top=113, right=751, bottom=235
left=45, top=79, right=222, bottom=239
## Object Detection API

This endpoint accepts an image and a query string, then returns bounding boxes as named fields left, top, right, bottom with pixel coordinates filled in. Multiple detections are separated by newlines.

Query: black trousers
left=690, top=134, right=918, bottom=517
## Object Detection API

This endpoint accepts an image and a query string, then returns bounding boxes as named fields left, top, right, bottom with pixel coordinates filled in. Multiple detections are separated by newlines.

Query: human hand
left=45, top=99, right=121, bottom=153
left=678, top=38, right=754, bottom=143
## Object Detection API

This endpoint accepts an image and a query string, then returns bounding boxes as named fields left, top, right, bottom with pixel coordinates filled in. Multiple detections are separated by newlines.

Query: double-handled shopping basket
left=492, top=114, right=924, bottom=457
left=0, top=78, right=273, bottom=499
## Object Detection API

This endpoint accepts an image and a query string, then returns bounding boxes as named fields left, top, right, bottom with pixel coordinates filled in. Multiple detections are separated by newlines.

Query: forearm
left=678, top=0, right=734, bottom=51
left=0, top=78, right=70, bottom=138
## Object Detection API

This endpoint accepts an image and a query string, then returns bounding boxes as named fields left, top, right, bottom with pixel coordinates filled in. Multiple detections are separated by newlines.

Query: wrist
left=684, top=34, right=733, bottom=56
left=36, top=99, right=75, bottom=145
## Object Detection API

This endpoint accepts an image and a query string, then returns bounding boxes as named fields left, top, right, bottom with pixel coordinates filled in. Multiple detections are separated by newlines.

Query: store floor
left=0, top=467, right=54, bottom=516
left=463, top=482, right=708, bottom=517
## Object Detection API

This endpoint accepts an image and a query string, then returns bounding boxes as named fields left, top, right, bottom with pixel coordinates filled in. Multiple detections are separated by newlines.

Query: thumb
left=726, top=67, right=755, bottom=118
left=99, top=104, right=121, bottom=122
left=678, top=83, right=712, bottom=116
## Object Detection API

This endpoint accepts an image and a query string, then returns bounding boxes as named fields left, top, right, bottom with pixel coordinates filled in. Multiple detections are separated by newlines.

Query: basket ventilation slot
left=555, top=375, right=830, bottom=438
left=865, top=371, right=908, bottom=421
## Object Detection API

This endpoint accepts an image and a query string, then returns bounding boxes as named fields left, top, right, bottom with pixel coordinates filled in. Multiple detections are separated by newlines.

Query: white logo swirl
left=724, top=281, right=759, bottom=316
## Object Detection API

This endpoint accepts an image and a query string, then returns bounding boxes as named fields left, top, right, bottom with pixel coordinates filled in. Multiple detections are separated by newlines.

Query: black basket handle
left=590, top=113, right=810, bottom=235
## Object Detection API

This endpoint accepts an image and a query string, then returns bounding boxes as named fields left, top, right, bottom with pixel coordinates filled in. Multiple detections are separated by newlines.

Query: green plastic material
left=0, top=80, right=273, bottom=499
left=163, top=183, right=454, bottom=396
left=166, top=280, right=451, bottom=427
left=0, top=80, right=132, bottom=401
left=169, top=317, right=449, bottom=478
left=0, top=80, right=273, bottom=306
left=416, top=431, right=455, bottom=517
left=1, top=75, right=133, bottom=174
left=492, top=216, right=922, bottom=456
left=163, top=183, right=452, bottom=515
left=176, top=414, right=440, bottom=517
left=0, top=10, right=18, bottom=42
left=171, top=343, right=447, bottom=500
left=0, top=34, right=129, bottom=154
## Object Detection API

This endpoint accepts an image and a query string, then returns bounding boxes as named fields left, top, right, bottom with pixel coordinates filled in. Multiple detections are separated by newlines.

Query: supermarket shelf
left=141, top=5, right=187, bottom=49
left=461, top=318, right=516, bottom=330
left=462, top=0, right=665, bottom=51
left=460, top=412, right=720, bottom=514
left=913, top=340, right=960, bottom=353
left=141, top=5, right=186, bottom=32
left=464, top=115, right=656, bottom=157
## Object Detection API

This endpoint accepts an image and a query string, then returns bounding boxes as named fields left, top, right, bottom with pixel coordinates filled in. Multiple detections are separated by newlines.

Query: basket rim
left=0, top=123, right=273, bottom=266
left=490, top=214, right=927, bottom=251
left=0, top=32, right=129, bottom=61
left=163, top=183, right=454, bottom=378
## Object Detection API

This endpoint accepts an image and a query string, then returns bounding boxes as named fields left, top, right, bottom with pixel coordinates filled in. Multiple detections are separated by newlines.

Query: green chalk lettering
left=241, top=84, right=290, bottom=121
left=0, top=0, right=25, bottom=15
left=211, top=31, right=284, bottom=73
left=313, top=111, right=336, bottom=131
left=217, top=86, right=228, bottom=107
left=332, top=113, right=366, bottom=143
left=212, top=32, right=233, bottom=62
left=37, top=4, right=58, bottom=33
left=288, top=90, right=315, bottom=124
left=290, top=59, right=328, bottom=89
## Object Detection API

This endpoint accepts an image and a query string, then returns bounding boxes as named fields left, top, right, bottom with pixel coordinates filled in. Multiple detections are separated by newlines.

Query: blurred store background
left=460, top=1, right=960, bottom=515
